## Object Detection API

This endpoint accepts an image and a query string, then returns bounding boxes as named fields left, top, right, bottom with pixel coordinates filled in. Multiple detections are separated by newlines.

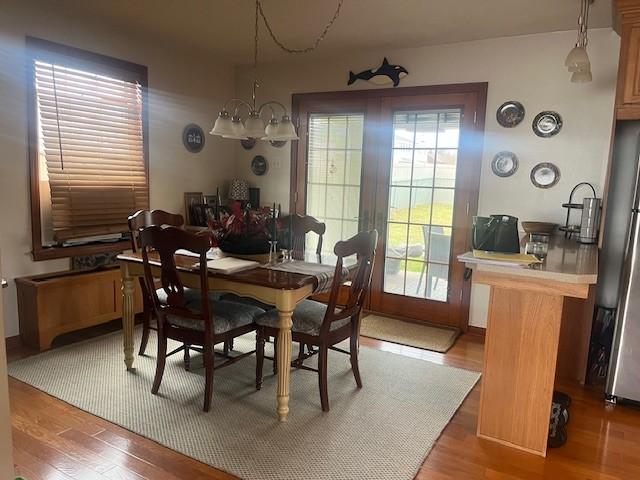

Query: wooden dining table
left=117, top=251, right=342, bottom=422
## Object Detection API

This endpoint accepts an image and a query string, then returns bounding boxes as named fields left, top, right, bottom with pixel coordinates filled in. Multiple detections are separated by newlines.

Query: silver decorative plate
left=496, top=101, right=525, bottom=128
left=530, top=162, right=560, bottom=188
left=491, top=151, right=519, bottom=177
left=532, top=111, right=562, bottom=138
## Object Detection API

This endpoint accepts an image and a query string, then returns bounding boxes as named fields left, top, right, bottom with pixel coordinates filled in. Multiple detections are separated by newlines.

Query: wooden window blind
left=32, top=44, right=149, bottom=242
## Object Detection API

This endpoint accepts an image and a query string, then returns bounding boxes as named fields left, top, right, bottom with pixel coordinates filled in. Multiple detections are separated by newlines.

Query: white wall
left=0, top=2, right=237, bottom=337
left=234, top=29, right=619, bottom=327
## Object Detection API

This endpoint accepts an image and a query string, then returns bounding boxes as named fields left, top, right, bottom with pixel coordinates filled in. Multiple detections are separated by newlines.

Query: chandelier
left=210, top=0, right=344, bottom=142
left=564, top=0, right=594, bottom=83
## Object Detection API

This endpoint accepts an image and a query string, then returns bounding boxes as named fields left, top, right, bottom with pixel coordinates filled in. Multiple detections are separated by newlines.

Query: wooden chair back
left=139, top=226, right=212, bottom=338
left=282, top=214, right=326, bottom=259
left=320, top=230, right=378, bottom=335
left=128, top=210, right=184, bottom=252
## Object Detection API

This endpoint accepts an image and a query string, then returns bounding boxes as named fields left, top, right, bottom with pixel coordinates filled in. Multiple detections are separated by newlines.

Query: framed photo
left=204, top=195, right=218, bottom=207
left=184, top=192, right=204, bottom=225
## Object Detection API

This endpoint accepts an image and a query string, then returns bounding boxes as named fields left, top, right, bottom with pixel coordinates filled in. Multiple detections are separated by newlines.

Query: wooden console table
left=459, top=237, right=597, bottom=456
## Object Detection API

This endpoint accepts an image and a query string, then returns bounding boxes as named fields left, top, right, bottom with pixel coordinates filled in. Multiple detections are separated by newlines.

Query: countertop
left=458, top=235, right=598, bottom=285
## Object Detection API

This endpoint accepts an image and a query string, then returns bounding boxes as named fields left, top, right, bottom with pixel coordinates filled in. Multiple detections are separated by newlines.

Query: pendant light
left=210, top=0, right=344, bottom=143
left=565, top=0, right=593, bottom=83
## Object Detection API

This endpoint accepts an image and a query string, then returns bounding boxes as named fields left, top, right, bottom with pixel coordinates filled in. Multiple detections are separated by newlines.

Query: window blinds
left=34, top=59, right=148, bottom=242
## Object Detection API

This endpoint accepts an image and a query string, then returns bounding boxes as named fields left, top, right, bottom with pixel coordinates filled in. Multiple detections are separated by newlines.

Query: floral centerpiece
left=208, top=201, right=274, bottom=255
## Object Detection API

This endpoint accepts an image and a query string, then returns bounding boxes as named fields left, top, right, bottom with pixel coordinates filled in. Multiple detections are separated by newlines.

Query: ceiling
left=58, top=0, right=614, bottom=64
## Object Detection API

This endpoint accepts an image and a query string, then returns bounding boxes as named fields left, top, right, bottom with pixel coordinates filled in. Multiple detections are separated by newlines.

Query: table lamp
left=229, top=178, right=249, bottom=204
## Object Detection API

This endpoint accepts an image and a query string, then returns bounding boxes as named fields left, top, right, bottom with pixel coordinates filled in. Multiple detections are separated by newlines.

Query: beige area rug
left=8, top=329, right=479, bottom=480
left=361, top=314, right=460, bottom=353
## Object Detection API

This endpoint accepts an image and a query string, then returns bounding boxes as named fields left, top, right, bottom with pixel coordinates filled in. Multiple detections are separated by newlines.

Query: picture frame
left=184, top=191, right=204, bottom=225
left=203, top=194, right=218, bottom=207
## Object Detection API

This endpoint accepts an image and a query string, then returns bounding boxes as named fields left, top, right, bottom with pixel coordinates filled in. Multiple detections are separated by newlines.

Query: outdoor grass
left=386, top=203, right=453, bottom=273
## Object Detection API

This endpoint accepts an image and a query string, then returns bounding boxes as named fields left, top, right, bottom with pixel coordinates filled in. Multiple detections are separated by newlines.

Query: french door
left=291, top=85, right=486, bottom=329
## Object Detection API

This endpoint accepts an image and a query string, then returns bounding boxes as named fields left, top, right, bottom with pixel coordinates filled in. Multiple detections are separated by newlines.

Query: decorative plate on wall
left=251, top=155, right=268, bottom=176
left=496, top=101, right=525, bottom=128
left=182, top=124, right=205, bottom=153
left=269, top=140, right=287, bottom=148
left=491, top=151, right=519, bottom=177
left=532, top=111, right=563, bottom=138
left=530, top=162, right=560, bottom=188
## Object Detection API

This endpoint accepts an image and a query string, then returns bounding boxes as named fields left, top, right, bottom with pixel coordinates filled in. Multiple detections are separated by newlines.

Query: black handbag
left=472, top=215, right=520, bottom=253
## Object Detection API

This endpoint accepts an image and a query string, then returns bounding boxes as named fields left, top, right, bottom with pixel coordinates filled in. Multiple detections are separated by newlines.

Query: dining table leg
left=275, top=290, right=295, bottom=422
left=121, top=264, right=136, bottom=371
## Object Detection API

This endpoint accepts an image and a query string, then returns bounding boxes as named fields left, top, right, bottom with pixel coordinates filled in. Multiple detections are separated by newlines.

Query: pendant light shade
left=273, top=116, right=299, bottom=141
left=210, top=110, right=234, bottom=137
left=244, top=111, right=267, bottom=138
left=565, top=46, right=590, bottom=73
left=565, top=46, right=589, bottom=70
left=565, top=0, right=593, bottom=83
left=222, top=115, right=248, bottom=140
left=571, top=68, right=593, bottom=83
left=262, top=118, right=280, bottom=140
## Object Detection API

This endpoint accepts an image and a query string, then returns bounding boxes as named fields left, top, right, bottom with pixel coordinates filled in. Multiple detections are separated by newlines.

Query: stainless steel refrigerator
left=601, top=121, right=640, bottom=403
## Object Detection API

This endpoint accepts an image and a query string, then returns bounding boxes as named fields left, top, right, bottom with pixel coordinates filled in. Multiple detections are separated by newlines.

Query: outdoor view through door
left=385, top=110, right=460, bottom=302
left=292, top=84, right=486, bottom=329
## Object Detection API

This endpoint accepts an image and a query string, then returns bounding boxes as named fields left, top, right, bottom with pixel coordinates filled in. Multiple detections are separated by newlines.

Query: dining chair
left=255, top=229, right=378, bottom=412
left=416, top=225, right=450, bottom=297
left=128, top=209, right=185, bottom=356
left=281, top=213, right=326, bottom=259
left=139, top=225, right=265, bottom=412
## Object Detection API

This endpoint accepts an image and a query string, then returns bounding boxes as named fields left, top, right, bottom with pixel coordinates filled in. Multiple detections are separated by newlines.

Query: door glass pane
left=383, top=109, right=461, bottom=302
left=412, top=149, right=435, bottom=187
left=306, top=113, right=364, bottom=254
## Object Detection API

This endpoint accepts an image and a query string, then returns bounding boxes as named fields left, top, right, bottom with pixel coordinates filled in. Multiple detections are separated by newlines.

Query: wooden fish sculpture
left=348, top=57, right=408, bottom=87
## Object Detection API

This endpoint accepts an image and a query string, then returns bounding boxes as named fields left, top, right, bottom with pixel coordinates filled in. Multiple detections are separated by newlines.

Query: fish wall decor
left=347, top=58, right=408, bottom=87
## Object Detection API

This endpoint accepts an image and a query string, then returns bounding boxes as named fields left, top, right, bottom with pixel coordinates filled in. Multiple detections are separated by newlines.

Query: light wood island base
left=461, top=237, right=598, bottom=457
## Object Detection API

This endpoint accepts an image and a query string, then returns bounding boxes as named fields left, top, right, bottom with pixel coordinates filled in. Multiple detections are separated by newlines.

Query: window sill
left=32, top=240, right=131, bottom=261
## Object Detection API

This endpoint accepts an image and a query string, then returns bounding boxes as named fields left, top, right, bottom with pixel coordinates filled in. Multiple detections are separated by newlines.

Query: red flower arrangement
left=208, top=201, right=275, bottom=254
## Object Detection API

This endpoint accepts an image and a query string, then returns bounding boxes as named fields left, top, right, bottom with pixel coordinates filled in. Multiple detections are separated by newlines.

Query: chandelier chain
left=256, top=0, right=344, bottom=54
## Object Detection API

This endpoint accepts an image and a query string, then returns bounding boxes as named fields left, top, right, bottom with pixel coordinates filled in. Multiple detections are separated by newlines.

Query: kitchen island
left=459, top=236, right=598, bottom=456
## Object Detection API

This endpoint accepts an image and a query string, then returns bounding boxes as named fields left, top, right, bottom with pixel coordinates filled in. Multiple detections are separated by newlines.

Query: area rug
left=8, top=329, right=479, bottom=480
left=361, top=314, right=460, bottom=353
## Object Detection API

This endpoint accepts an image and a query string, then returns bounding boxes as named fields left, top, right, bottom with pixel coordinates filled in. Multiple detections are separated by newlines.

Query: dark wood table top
left=118, top=251, right=348, bottom=291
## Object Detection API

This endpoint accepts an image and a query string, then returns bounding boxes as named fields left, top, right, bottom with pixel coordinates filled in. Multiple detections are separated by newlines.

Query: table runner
left=262, top=261, right=349, bottom=293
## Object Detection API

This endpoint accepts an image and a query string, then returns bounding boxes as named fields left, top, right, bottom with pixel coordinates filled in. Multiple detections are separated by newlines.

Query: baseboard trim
left=467, top=326, right=486, bottom=338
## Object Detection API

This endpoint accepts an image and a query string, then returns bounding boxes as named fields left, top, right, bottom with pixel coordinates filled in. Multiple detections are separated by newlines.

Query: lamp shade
left=210, top=111, right=233, bottom=136
left=273, top=116, right=299, bottom=141
left=565, top=46, right=589, bottom=71
left=222, top=116, right=248, bottom=140
left=244, top=112, right=267, bottom=138
left=262, top=118, right=279, bottom=140
left=571, top=68, right=592, bottom=83
left=229, top=178, right=249, bottom=201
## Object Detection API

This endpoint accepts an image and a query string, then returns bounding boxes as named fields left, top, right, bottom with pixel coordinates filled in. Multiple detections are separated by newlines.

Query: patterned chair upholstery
left=256, top=300, right=348, bottom=336
left=166, top=294, right=264, bottom=335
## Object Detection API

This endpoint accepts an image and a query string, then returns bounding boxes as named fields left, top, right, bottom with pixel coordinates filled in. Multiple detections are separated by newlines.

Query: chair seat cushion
left=163, top=292, right=264, bottom=335
left=255, top=300, right=350, bottom=336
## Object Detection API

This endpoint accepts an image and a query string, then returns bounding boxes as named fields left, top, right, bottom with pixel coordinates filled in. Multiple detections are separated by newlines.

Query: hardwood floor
left=6, top=327, right=640, bottom=479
